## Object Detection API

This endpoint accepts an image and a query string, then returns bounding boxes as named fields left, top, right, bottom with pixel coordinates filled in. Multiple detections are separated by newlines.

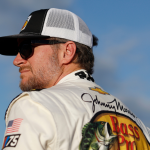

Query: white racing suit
left=2, top=70, right=150, bottom=150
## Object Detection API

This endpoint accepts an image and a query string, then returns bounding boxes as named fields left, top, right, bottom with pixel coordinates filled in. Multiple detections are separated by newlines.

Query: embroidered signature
left=81, top=93, right=135, bottom=118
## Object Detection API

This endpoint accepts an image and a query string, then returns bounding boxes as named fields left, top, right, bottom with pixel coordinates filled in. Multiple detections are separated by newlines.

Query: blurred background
left=0, top=0, right=150, bottom=143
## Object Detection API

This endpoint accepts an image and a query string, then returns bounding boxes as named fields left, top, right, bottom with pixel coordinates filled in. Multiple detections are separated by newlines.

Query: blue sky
left=0, top=0, right=150, bottom=143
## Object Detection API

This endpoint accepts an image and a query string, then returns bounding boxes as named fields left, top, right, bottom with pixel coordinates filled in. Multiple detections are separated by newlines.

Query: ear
left=60, top=41, right=76, bottom=65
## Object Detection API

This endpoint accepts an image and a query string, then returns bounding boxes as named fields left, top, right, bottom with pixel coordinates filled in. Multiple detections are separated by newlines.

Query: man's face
left=13, top=39, right=61, bottom=91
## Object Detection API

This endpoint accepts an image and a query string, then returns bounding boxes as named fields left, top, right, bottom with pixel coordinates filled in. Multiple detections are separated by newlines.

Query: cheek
left=32, top=45, right=52, bottom=59
left=30, top=56, right=51, bottom=74
left=29, top=51, right=49, bottom=68
left=28, top=46, right=56, bottom=73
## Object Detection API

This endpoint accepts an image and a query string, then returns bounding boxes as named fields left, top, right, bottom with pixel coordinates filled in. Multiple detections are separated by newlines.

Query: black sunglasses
left=18, top=40, right=66, bottom=60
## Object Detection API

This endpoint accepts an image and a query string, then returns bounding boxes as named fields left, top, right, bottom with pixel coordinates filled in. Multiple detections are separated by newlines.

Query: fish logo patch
left=79, top=121, right=117, bottom=150
left=80, top=112, right=150, bottom=150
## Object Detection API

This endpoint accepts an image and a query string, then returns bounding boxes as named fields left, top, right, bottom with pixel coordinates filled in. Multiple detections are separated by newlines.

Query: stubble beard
left=19, top=50, right=60, bottom=91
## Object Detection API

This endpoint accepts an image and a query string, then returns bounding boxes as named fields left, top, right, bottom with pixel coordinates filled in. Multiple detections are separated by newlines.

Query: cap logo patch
left=21, top=15, right=32, bottom=31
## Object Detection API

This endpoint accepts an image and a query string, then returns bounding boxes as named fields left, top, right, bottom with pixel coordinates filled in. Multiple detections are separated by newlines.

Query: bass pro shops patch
left=79, top=121, right=117, bottom=150
left=2, top=134, right=20, bottom=149
left=79, top=111, right=150, bottom=150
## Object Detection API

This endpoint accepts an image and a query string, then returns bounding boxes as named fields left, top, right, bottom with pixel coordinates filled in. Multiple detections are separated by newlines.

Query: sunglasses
left=18, top=40, right=66, bottom=60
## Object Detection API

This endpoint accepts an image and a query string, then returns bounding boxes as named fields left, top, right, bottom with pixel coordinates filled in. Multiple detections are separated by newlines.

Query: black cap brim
left=0, top=34, right=50, bottom=56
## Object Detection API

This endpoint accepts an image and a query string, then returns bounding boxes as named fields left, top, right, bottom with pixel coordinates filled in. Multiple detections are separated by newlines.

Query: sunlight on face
left=19, top=44, right=61, bottom=91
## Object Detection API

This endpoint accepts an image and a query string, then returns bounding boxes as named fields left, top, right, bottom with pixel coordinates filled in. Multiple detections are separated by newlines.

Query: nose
left=13, top=53, right=27, bottom=67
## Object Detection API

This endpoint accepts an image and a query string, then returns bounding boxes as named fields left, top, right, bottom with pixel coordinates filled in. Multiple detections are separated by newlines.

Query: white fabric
left=4, top=95, right=56, bottom=150
left=2, top=70, right=150, bottom=150
left=41, top=8, right=93, bottom=48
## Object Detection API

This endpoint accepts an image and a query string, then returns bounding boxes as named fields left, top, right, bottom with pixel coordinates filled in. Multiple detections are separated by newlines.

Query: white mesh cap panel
left=148, top=128, right=150, bottom=137
left=41, top=8, right=93, bottom=48
left=78, top=16, right=91, bottom=36
left=46, top=9, right=75, bottom=30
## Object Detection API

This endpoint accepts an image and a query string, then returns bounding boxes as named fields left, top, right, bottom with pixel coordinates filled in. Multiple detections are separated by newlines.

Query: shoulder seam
left=5, top=93, right=22, bottom=121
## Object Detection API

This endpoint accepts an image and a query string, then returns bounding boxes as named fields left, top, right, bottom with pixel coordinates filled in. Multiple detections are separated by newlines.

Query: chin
left=20, top=76, right=31, bottom=87
left=19, top=79, right=32, bottom=91
left=20, top=79, right=27, bottom=85
left=20, top=76, right=28, bottom=83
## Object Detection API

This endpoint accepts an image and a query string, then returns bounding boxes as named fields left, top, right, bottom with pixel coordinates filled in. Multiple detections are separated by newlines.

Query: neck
left=46, top=63, right=82, bottom=88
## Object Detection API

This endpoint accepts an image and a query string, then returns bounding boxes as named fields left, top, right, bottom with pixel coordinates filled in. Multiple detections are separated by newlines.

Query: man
left=0, top=8, right=150, bottom=150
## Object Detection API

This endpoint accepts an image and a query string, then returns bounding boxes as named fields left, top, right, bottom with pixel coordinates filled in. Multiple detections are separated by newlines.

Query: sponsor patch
left=81, top=93, right=135, bottom=118
left=89, top=87, right=109, bottom=95
left=79, top=121, right=117, bottom=150
left=79, top=112, right=150, bottom=150
left=6, top=118, right=23, bottom=134
left=21, top=15, right=32, bottom=31
left=75, top=71, right=94, bottom=82
left=2, top=134, right=21, bottom=149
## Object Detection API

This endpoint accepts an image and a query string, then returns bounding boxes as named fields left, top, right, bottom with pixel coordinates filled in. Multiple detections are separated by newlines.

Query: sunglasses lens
left=20, top=43, right=33, bottom=59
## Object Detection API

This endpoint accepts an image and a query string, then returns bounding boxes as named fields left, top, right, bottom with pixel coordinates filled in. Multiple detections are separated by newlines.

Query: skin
left=13, top=39, right=82, bottom=91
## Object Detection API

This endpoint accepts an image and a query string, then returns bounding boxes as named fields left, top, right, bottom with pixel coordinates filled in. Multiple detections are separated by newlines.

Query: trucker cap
left=0, top=8, right=93, bottom=56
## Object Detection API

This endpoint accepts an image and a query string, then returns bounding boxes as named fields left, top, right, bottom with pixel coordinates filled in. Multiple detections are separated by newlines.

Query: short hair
left=50, top=35, right=98, bottom=75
